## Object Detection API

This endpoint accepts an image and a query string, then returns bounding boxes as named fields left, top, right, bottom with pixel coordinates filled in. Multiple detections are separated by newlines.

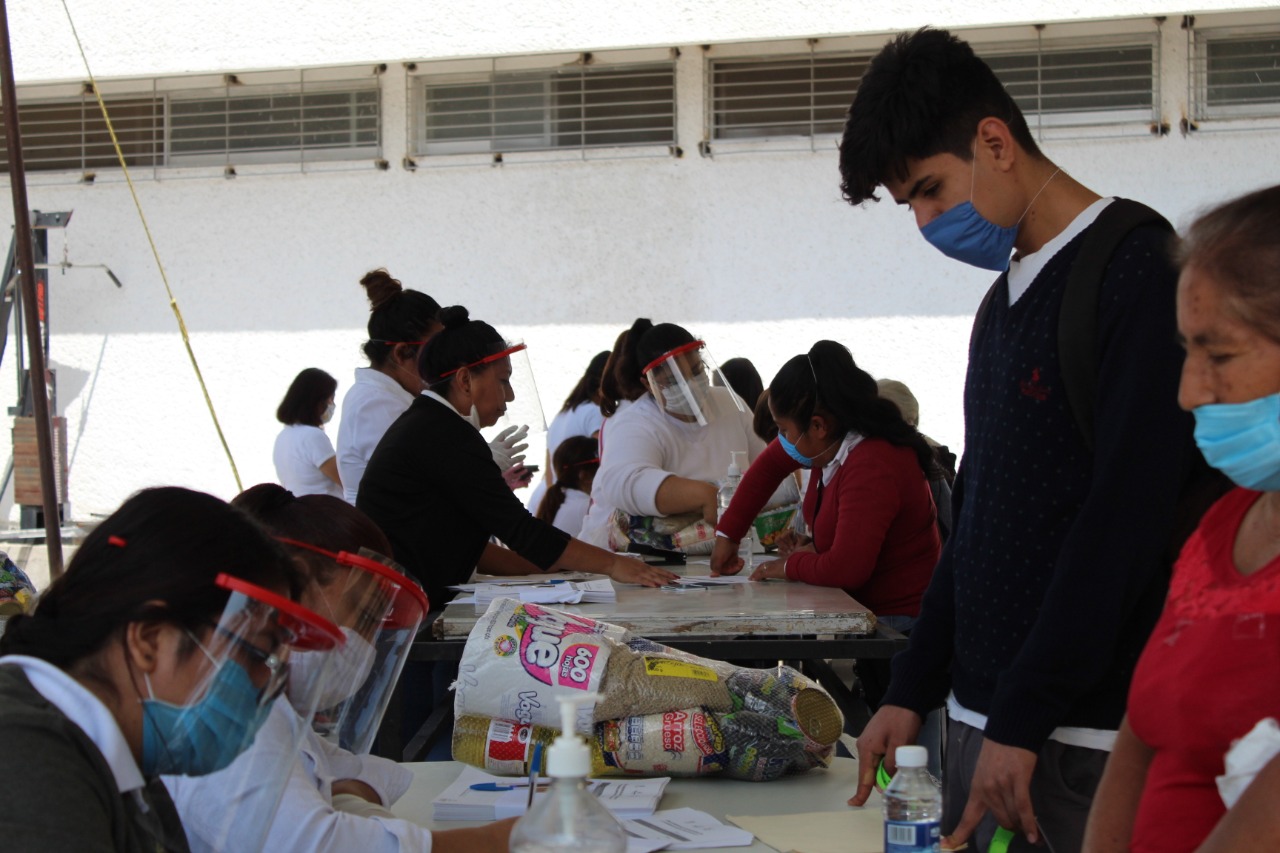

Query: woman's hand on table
left=750, top=557, right=788, bottom=581
left=710, top=536, right=744, bottom=576
left=330, top=778, right=381, bottom=804
left=606, top=556, right=680, bottom=587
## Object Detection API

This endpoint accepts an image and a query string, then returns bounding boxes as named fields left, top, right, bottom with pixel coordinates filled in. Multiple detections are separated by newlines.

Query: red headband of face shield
left=275, top=538, right=430, bottom=629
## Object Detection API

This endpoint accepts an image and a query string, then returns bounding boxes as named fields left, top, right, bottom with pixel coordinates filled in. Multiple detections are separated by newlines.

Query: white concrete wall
left=0, top=2, right=1274, bottom=520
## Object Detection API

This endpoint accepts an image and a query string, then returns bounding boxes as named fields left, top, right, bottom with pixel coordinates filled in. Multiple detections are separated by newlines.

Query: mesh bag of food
left=454, top=601, right=841, bottom=780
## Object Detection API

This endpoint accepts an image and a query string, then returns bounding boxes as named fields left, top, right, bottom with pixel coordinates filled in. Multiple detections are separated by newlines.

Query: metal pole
left=0, top=0, right=64, bottom=579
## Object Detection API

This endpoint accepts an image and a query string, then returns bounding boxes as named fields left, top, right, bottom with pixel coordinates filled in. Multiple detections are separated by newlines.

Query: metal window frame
left=408, top=54, right=678, bottom=161
left=706, top=45, right=871, bottom=147
left=977, top=30, right=1162, bottom=140
left=1190, top=23, right=1280, bottom=123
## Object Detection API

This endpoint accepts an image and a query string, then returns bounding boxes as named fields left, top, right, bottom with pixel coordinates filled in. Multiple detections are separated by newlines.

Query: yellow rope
left=57, top=0, right=242, bottom=491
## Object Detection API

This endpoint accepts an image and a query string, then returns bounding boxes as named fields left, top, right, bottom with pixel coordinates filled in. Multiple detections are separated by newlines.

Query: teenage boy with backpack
left=840, top=28, right=1204, bottom=852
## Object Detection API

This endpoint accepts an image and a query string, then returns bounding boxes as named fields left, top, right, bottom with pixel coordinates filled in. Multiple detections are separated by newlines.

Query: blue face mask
left=778, top=432, right=814, bottom=468
left=1193, top=394, right=1280, bottom=491
left=918, top=150, right=1061, bottom=272
left=920, top=201, right=1019, bottom=272
left=140, top=656, right=272, bottom=777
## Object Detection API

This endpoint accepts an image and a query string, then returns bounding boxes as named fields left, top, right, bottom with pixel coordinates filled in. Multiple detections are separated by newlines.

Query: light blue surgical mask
left=918, top=150, right=1060, bottom=272
left=1193, top=393, right=1280, bottom=491
left=921, top=201, right=1020, bottom=271
left=778, top=432, right=815, bottom=468
left=140, top=637, right=273, bottom=777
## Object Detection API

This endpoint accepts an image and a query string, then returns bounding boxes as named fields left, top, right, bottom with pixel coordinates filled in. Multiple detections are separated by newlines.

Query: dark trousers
left=943, top=718, right=1109, bottom=853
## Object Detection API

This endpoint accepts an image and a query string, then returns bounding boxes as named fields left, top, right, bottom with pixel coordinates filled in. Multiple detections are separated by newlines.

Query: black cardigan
left=357, top=395, right=570, bottom=609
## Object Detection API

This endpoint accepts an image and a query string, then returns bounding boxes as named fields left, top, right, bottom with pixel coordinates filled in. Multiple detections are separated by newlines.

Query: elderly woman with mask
left=1084, top=184, right=1280, bottom=853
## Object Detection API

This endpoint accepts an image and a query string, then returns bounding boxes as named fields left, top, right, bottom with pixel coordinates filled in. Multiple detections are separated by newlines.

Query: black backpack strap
left=1058, top=198, right=1173, bottom=451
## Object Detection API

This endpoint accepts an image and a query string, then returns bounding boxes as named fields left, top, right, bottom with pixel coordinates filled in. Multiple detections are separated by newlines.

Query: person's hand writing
left=850, top=705, right=922, bottom=806
left=607, top=556, right=679, bottom=587
left=710, top=536, right=744, bottom=576
left=330, top=779, right=381, bottom=804
left=749, top=557, right=787, bottom=581
left=942, top=741, right=1039, bottom=850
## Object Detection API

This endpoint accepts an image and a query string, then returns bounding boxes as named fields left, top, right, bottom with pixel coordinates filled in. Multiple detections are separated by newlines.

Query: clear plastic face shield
left=158, top=574, right=343, bottom=853
left=439, top=341, right=547, bottom=434
left=279, top=539, right=430, bottom=754
left=642, top=340, right=746, bottom=427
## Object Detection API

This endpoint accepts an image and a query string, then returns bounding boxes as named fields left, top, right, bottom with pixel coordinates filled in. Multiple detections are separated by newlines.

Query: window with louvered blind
left=415, top=62, right=675, bottom=155
left=709, top=53, right=869, bottom=140
left=0, top=95, right=163, bottom=173
left=169, top=83, right=380, bottom=166
left=1193, top=28, right=1280, bottom=120
left=980, top=37, right=1159, bottom=133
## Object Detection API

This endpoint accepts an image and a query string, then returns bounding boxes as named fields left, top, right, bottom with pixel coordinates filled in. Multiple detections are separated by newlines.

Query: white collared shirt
left=337, top=368, right=416, bottom=504
left=819, top=432, right=865, bottom=488
left=2, top=654, right=144, bottom=793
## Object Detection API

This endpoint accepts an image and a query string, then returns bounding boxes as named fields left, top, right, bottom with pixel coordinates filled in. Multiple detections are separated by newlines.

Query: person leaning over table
left=578, top=318, right=797, bottom=548
left=841, top=28, right=1205, bottom=853
left=167, top=484, right=515, bottom=853
left=357, top=305, right=677, bottom=609
left=0, top=486, right=310, bottom=852
left=711, top=340, right=942, bottom=707
left=1082, top=185, right=1280, bottom=853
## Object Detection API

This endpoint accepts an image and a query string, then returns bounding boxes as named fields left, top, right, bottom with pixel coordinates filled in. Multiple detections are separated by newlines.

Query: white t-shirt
left=548, top=488, right=591, bottom=538
left=274, top=424, right=341, bottom=498
left=1007, top=197, right=1113, bottom=305
left=167, top=698, right=425, bottom=853
left=525, top=401, right=606, bottom=511
left=579, top=388, right=771, bottom=547
left=337, top=368, right=415, bottom=504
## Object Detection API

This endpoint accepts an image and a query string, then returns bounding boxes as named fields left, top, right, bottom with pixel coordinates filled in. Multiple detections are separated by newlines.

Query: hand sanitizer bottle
left=509, top=694, right=626, bottom=853
left=717, top=451, right=747, bottom=520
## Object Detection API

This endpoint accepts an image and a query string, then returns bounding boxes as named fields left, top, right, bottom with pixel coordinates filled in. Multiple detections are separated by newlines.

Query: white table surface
left=434, top=564, right=876, bottom=640
left=390, top=756, right=883, bottom=852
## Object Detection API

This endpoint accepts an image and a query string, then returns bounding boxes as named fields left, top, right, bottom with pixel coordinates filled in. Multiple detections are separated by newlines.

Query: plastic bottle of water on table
left=883, top=744, right=942, bottom=852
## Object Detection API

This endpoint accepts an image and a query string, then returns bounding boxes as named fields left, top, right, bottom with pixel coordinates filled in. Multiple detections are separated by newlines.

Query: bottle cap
left=895, top=745, right=927, bottom=768
left=548, top=693, right=597, bottom=778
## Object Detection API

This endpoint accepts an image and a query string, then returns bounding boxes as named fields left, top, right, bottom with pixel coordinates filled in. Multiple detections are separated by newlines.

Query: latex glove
left=489, top=424, right=529, bottom=469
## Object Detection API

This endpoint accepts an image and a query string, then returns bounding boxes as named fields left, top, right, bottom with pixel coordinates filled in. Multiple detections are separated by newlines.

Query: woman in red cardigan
left=712, top=340, right=942, bottom=672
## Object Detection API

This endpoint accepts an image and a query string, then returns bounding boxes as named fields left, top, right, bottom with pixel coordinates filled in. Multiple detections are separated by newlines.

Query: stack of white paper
left=623, top=808, right=755, bottom=849
left=433, top=766, right=670, bottom=822
left=471, top=579, right=616, bottom=612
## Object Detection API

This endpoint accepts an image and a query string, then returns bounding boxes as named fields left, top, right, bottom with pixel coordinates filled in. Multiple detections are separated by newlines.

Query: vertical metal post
left=0, top=0, right=64, bottom=578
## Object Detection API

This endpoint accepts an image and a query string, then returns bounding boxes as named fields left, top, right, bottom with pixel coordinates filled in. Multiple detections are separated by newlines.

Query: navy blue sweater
left=884, top=215, right=1198, bottom=751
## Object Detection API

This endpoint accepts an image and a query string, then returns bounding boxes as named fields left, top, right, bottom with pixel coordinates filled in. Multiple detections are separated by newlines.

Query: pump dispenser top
left=547, top=693, right=596, bottom=778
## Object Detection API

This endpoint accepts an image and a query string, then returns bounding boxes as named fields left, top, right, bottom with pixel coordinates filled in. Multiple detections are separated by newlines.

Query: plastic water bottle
left=882, top=745, right=942, bottom=853
left=738, top=526, right=757, bottom=572
left=510, top=694, right=625, bottom=853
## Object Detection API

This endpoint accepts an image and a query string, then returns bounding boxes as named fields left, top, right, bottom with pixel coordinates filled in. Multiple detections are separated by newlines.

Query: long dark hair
left=276, top=367, right=337, bottom=427
left=232, top=484, right=393, bottom=586
left=0, top=487, right=299, bottom=671
left=418, top=305, right=507, bottom=389
left=599, top=325, right=648, bottom=418
left=360, top=269, right=442, bottom=369
left=719, top=357, right=764, bottom=408
left=536, top=436, right=599, bottom=525
left=561, top=351, right=610, bottom=414
left=769, top=341, right=937, bottom=478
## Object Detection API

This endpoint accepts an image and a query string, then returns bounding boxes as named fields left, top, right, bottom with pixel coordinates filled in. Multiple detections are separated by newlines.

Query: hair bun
left=438, top=305, right=471, bottom=330
left=360, top=269, right=403, bottom=311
